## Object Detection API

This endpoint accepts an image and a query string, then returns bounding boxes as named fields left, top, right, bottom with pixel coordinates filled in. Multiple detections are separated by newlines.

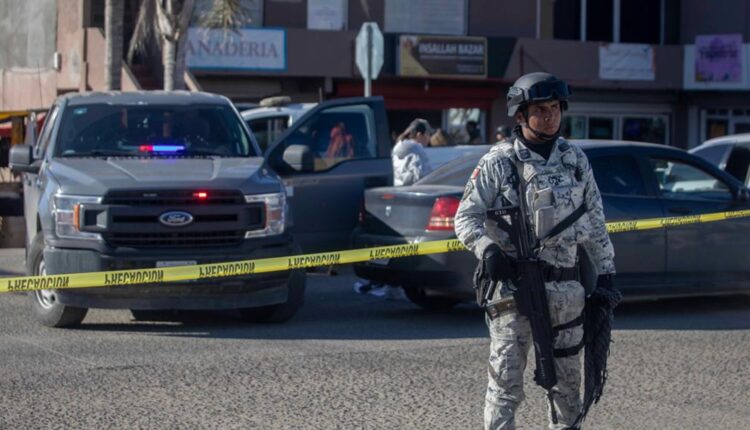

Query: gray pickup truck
left=10, top=91, right=393, bottom=328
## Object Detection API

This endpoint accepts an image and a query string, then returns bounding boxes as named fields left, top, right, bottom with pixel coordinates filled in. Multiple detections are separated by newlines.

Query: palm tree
left=127, top=0, right=252, bottom=91
left=104, top=0, right=124, bottom=90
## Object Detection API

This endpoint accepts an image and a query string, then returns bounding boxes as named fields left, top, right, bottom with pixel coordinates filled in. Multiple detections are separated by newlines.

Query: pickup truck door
left=265, top=97, right=392, bottom=253
left=23, top=106, right=59, bottom=246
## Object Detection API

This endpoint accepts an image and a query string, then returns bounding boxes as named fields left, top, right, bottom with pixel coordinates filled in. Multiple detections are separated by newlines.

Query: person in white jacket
left=392, top=119, right=433, bottom=186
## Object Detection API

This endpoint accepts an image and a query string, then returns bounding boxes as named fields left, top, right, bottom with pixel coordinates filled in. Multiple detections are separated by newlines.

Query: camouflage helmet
left=507, top=72, right=571, bottom=117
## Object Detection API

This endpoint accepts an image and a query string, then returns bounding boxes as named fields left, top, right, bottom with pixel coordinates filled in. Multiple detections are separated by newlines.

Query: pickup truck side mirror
left=282, top=144, right=314, bottom=173
left=9, top=144, right=40, bottom=174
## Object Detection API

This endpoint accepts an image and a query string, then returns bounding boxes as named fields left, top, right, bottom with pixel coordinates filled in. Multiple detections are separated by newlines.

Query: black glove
left=483, top=244, right=516, bottom=282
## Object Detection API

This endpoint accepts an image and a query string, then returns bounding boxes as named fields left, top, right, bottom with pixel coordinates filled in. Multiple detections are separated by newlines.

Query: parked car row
left=10, top=87, right=750, bottom=327
left=353, top=140, right=750, bottom=310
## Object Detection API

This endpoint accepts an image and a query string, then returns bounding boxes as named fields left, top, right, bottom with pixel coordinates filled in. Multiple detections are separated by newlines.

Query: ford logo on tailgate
left=159, top=211, right=194, bottom=227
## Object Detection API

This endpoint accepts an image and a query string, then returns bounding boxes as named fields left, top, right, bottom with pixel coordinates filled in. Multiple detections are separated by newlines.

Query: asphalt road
left=0, top=248, right=749, bottom=429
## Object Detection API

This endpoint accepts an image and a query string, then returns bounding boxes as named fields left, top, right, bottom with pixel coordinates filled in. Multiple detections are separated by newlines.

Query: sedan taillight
left=426, top=197, right=461, bottom=231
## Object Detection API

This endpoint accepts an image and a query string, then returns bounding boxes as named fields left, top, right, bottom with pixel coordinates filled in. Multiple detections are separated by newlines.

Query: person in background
left=392, top=118, right=433, bottom=186
left=429, top=128, right=454, bottom=147
left=466, top=120, right=483, bottom=145
left=494, top=125, right=512, bottom=144
left=325, top=122, right=355, bottom=158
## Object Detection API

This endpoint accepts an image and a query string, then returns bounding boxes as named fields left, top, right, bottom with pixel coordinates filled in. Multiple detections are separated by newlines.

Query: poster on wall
left=186, top=28, right=286, bottom=71
left=695, top=34, right=743, bottom=82
left=397, top=35, right=486, bottom=78
left=599, top=43, right=655, bottom=81
left=308, top=0, right=347, bottom=30
left=385, top=0, right=466, bottom=35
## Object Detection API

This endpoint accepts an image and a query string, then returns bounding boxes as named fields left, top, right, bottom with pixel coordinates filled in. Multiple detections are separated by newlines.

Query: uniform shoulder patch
left=558, top=141, right=570, bottom=152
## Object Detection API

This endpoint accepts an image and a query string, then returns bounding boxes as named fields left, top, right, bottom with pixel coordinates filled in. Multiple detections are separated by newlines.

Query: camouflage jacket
left=454, top=138, right=615, bottom=275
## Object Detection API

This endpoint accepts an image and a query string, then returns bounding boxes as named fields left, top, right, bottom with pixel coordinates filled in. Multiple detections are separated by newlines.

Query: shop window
left=650, top=158, right=732, bottom=201
left=586, top=0, right=613, bottom=42
left=734, top=123, right=750, bottom=134
left=621, top=0, right=660, bottom=44
left=622, top=117, right=666, bottom=144
left=553, top=0, right=581, bottom=40
left=706, top=119, right=729, bottom=140
left=561, top=116, right=586, bottom=139
left=445, top=108, right=483, bottom=145
left=590, top=155, right=647, bottom=196
left=588, top=117, right=615, bottom=139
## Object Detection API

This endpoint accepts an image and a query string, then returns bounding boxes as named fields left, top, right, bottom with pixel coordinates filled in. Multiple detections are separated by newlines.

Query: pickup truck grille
left=95, top=189, right=263, bottom=249
left=108, top=230, right=246, bottom=247
left=103, top=190, right=245, bottom=206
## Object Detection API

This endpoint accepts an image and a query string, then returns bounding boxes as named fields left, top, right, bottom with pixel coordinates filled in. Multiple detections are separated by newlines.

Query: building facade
left=3, top=0, right=750, bottom=148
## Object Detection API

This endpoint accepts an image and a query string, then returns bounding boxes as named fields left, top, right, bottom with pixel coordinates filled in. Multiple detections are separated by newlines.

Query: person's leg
left=545, top=281, right=586, bottom=430
left=485, top=311, right=532, bottom=430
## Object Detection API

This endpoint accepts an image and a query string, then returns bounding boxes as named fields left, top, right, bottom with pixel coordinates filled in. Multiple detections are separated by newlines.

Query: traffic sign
left=355, top=22, right=383, bottom=96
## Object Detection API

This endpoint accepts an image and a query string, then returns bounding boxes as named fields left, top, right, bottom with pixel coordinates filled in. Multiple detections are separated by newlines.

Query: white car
left=691, top=133, right=750, bottom=186
left=241, top=97, right=317, bottom=152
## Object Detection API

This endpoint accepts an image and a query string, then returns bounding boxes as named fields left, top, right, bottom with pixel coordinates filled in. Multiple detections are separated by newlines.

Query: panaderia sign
left=397, top=35, right=487, bottom=78
left=186, top=28, right=286, bottom=71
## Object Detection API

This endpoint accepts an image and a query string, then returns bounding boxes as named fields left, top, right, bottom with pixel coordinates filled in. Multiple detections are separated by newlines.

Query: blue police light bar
left=139, top=144, right=185, bottom=152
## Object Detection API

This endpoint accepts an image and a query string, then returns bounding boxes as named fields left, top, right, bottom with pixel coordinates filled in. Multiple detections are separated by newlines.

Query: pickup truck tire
left=238, top=269, right=306, bottom=323
left=403, top=286, right=461, bottom=311
left=27, top=233, right=88, bottom=328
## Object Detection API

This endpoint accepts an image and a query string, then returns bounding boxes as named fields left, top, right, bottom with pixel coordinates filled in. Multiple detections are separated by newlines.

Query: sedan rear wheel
left=403, top=286, right=462, bottom=311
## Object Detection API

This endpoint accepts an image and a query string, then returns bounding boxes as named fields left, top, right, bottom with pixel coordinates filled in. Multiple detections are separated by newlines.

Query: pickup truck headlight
left=244, top=192, right=286, bottom=238
left=53, top=194, right=103, bottom=240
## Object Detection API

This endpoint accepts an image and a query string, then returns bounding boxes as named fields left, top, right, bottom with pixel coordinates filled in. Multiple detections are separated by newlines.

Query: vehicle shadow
left=78, top=294, right=750, bottom=340
left=614, top=295, right=750, bottom=331
left=78, top=300, right=490, bottom=341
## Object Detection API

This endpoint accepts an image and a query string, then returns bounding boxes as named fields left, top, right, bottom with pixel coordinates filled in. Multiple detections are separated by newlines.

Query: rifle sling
left=553, top=338, right=585, bottom=358
left=541, top=202, right=587, bottom=242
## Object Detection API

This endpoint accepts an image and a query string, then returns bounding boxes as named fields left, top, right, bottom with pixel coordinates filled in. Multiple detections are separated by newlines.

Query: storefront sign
left=186, top=28, right=286, bottom=71
left=308, top=0, right=347, bottom=30
left=599, top=43, right=655, bottom=81
left=397, top=35, right=486, bottom=78
left=695, top=34, right=743, bottom=82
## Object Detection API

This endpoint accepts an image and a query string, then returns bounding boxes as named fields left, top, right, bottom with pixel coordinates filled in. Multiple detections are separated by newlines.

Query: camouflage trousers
left=484, top=281, right=585, bottom=430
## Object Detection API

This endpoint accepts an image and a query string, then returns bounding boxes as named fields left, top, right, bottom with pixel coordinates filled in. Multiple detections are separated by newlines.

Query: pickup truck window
left=247, top=115, right=289, bottom=152
left=54, top=104, right=257, bottom=157
left=35, top=105, right=60, bottom=158
left=283, top=104, right=377, bottom=171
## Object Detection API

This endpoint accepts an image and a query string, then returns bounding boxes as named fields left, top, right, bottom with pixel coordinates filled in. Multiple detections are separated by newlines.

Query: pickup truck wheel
left=403, top=286, right=461, bottom=311
left=238, top=269, right=306, bottom=323
left=27, top=233, right=88, bottom=328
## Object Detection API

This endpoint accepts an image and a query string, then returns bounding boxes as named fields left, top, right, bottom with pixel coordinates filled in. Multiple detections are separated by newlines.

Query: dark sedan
left=352, top=140, right=750, bottom=310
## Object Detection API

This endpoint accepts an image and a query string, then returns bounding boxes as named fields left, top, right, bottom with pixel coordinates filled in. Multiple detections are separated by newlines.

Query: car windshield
left=55, top=103, right=256, bottom=157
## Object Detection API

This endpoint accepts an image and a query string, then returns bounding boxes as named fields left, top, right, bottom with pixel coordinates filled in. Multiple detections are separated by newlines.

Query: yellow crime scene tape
left=3, top=208, right=750, bottom=294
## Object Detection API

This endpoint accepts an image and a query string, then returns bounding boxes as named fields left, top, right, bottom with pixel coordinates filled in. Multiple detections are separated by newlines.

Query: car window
left=247, top=115, right=289, bottom=153
left=35, top=105, right=60, bottom=158
left=724, top=146, right=750, bottom=185
left=55, top=104, right=256, bottom=157
left=282, top=104, right=377, bottom=171
left=692, top=144, right=730, bottom=167
left=590, top=155, right=648, bottom=196
left=649, top=157, right=732, bottom=201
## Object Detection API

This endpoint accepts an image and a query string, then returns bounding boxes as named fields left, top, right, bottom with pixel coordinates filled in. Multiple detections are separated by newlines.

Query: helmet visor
left=526, top=80, right=571, bottom=102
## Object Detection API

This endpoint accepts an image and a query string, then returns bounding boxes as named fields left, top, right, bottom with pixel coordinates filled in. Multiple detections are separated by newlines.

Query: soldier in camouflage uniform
left=454, top=73, right=616, bottom=430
